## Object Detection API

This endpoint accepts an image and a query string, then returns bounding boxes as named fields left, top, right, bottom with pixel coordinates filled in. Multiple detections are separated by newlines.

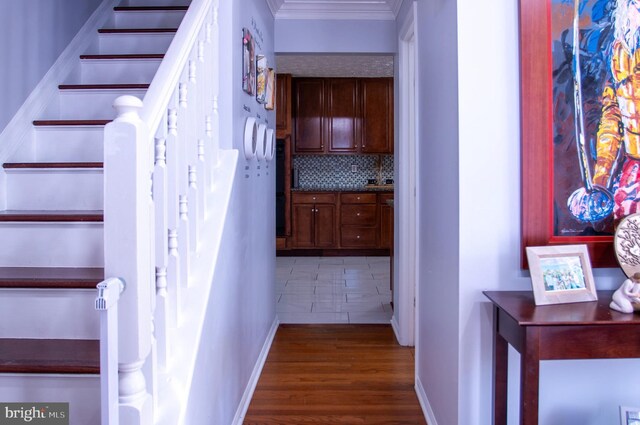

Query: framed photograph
left=242, top=28, right=255, bottom=95
left=256, top=55, right=267, bottom=104
left=520, top=0, right=636, bottom=268
left=265, top=68, right=275, bottom=110
left=526, top=245, right=598, bottom=305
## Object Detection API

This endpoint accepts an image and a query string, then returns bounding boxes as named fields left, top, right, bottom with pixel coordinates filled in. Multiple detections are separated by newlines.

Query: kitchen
left=273, top=55, right=395, bottom=323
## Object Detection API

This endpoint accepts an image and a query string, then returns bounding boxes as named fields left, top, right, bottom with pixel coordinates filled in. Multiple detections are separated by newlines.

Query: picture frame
left=242, top=28, right=255, bottom=95
left=255, top=55, right=267, bottom=104
left=265, top=68, right=275, bottom=110
left=520, top=0, right=629, bottom=268
left=526, top=244, right=598, bottom=306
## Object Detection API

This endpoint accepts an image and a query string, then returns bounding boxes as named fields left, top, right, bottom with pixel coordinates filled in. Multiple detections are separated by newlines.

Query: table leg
left=520, top=327, right=540, bottom=425
left=493, top=307, right=508, bottom=425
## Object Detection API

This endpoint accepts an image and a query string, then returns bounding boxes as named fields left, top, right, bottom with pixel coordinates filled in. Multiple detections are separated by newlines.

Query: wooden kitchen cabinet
left=293, top=79, right=326, bottom=153
left=276, top=74, right=292, bottom=138
left=291, top=193, right=336, bottom=248
left=379, top=193, right=393, bottom=249
left=361, top=78, right=394, bottom=154
left=326, top=78, right=359, bottom=153
left=293, top=77, right=393, bottom=155
left=340, top=193, right=378, bottom=248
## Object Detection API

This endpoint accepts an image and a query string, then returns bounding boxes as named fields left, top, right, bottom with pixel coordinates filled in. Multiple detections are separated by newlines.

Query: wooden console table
left=483, top=290, right=640, bottom=425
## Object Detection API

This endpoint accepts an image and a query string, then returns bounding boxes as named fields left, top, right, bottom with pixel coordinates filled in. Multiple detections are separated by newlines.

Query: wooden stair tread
left=0, top=339, right=99, bottom=374
left=0, top=210, right=103, bottom=222
left=59, top=84, right=150, bottom=90
left=0, top=267, right=103, bottom=289
left=3, top=162, right=103, bottom=169
left=33, top=120, right=111, bottom=126
left=98, top=28, right=177, bottom=33
left=114, top=6, right=189, bottom=11
left=80, top=54, right=164, bottom=59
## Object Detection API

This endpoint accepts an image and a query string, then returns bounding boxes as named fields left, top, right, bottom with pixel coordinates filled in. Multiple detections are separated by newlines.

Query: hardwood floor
left=244, top=324, right=427, bottom=424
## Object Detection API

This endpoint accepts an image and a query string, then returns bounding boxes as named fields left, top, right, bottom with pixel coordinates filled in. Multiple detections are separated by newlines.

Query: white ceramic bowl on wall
left=256, top=123, right=267, bottom=161
left=244, top=116, right=257, bottom=160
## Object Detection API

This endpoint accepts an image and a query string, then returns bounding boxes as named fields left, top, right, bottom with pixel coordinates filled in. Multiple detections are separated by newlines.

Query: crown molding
left=271, top=0, right=401, bottom=20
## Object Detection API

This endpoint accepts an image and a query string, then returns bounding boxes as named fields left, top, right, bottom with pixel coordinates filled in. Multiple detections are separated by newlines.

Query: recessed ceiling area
left=276, top=54, right=394, bottom=78
left=267, top=0, right=402, bottom=20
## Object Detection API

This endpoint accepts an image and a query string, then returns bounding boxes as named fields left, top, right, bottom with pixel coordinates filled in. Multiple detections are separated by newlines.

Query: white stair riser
left=33, top=126, right=104, bottom=162
left=0, top=375, right=99, bottom=425
left=124, top=0, right=190, bottom=6
left=0, top=223, right=103, bottom=267
left=0, top=289, right=97, bottom=339
left=58, top=90, right=147, bottom=119
left=6, top=170, right=103, bottom=211
left=98, top=33, right=174, bottom=55
left=115, top=10, right=186, bottom=28
left=80, top=59, right=161, bottom=84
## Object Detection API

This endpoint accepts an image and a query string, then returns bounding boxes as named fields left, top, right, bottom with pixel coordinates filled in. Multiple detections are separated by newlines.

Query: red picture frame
left=519, top=0, right=617, bottom=268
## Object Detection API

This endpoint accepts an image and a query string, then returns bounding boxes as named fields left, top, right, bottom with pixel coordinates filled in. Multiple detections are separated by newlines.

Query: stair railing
left=103, top=0, right=219, bottom=423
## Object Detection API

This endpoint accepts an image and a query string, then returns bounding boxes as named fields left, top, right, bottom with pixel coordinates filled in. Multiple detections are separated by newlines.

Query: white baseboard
left=391, top=314, right=402, bottom=343
left=0, top=0, right=119, bottom=163
left=232, top=317, right=279, bottom=425
left=415, top=376, right=437, bottom=425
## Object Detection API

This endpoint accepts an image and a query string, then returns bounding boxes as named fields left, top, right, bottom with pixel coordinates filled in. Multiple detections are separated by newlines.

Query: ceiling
left=267, top=0, right=402, bottom=20
left=269, top=1, right=397, bottom=77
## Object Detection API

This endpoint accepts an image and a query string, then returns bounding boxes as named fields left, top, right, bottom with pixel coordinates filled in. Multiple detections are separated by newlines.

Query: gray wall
left=0, top=0, right=102, bottom=132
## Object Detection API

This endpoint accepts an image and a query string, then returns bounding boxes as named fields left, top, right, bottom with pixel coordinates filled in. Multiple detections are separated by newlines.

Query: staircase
left=0, top=1, right=208, bottom=423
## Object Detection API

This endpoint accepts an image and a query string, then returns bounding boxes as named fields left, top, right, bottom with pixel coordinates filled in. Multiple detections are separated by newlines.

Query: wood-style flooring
left=244, top=324, right=427, bottom=425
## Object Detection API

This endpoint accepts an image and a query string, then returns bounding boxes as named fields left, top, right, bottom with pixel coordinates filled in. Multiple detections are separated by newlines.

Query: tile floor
left=276, top=256, right=393, bottom=324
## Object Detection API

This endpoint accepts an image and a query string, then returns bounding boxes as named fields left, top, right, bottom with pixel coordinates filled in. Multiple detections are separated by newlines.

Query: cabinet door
left=380, top=203, right=393, bottom=249
left=361, top=78, right=393, bottom=154
left=276, top=74, right=291, bottom=137
left=292, top=203, right=315, bottom=248
left=293, top=79, right=326, bottom=153
left=327, top=78, right=359, bottom=153
left=314, top=204, right=336, bottom=247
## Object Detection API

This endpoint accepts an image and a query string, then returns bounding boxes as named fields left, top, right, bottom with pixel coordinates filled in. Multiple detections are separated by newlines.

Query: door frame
left=393, top=1, right=418, bottom=347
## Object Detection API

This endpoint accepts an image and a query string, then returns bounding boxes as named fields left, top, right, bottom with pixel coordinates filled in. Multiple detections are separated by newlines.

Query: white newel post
left=104, top=95, right=153, bottom=425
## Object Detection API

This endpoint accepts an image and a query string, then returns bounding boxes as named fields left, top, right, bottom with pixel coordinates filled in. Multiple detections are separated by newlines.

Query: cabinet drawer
left=341, top=193, right=376, bottom=204
left=341, top=204, right=377, bottom=226
left=341, top=226, right=377, bottom=247
left=292, top=193, right=336, bottom=204
left=379, top=193, right=393, bottom=203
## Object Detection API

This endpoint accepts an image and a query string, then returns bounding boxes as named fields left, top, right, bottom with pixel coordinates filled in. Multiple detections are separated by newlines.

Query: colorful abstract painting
left=256, top=55, right=267, bottom=104
left=552, top=0, right=640, bottom=237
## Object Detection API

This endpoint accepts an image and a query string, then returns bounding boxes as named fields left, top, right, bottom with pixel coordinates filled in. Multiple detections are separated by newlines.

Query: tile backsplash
left=293, top=155, right=394, bottom=189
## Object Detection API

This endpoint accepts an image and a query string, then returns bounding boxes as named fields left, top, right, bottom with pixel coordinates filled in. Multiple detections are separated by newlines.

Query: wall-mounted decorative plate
left=614, top=212, right=640, bottom=278
left=265, top=128, right=275, bottom=161
left=244, top=117, right=257, bottom=160
left=256, top=123, right=267, bottom=161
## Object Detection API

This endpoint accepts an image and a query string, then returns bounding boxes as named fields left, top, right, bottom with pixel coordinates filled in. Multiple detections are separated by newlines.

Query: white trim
left=395, top=0, right=418, bottom=347
left=271, top=0, right=400, bottom=20
left=391, top=314, right=401, bottom=342
left=266, top=0, right=285, bottom=16
left=0, top=0, right=119, bottom=164
left=232, top=317, right=280, bottom=425
left=416, top=376, right=437, bottom=425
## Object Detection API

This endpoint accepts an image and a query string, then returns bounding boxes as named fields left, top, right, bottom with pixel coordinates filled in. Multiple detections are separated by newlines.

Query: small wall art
left=242, top=28, right=255, bottom=95
left=526, top=244, right=597, bottom=306
left=255, top=55, right=267, bottom=104
left=265, top=68, right=275, bottom=110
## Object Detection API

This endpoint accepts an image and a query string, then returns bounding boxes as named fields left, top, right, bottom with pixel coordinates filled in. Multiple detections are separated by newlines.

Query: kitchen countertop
left=291, top=186, right=394, bottom=192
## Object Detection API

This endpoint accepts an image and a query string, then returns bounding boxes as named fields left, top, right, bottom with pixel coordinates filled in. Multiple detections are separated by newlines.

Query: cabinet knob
left=357, top=213, right=360, bottom=216
left=312, top=197, right=316, bottom=200
left=357, top=235, right=360, bottom=239
left=357, top=196, right=360, bottom=200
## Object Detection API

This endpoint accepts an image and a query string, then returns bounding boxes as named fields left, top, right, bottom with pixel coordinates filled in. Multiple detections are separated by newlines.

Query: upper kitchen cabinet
left=326, top=78, right=359, bottom=153
left=361, top=78, right=393, bottom=154
left=276, top=74, right=292, bottom=138
left=293, top=78, right=326, bottom=153
left=293, top=77, right=393, bottom=154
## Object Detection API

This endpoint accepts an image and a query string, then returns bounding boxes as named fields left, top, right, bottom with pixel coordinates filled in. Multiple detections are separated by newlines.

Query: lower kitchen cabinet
left=290, top=191, right=393, bottom=251
left=291, top=193, right=337, bottom=248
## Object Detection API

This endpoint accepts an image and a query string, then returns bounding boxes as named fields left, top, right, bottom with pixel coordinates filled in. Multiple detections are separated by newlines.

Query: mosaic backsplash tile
left=293, top=155, right=394, bottom=189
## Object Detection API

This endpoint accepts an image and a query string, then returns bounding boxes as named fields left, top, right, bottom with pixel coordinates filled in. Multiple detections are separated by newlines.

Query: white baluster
left=104, top=95, right=153, bottom=424
left=188, top=165, right=199, bottom=251
left=166, top=104, right=182, bottom=325
left=178, top=195, right=191, bottom=289
left=167, top=229, right=181, bottom=324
